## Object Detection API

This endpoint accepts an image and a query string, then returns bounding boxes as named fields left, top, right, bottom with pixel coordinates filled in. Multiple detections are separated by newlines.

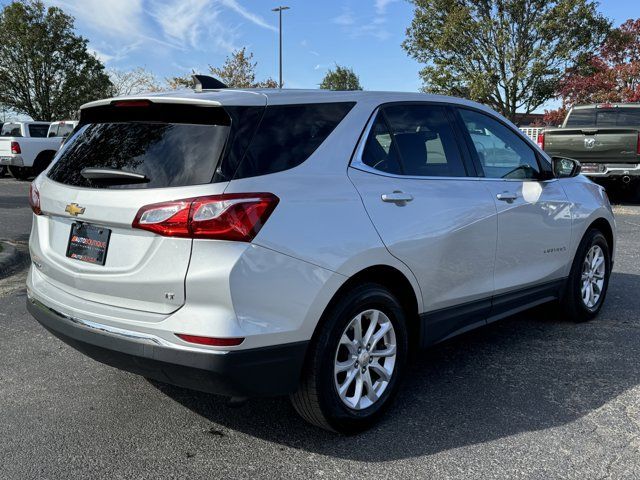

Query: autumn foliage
left=545, top=19, right=640, bottom=124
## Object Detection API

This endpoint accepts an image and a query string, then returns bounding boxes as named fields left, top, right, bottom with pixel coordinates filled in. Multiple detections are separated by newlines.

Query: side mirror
left=552, top=156, right=581, bottom=178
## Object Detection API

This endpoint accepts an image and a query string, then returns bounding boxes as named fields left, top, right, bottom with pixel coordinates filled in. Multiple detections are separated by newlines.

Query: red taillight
left=537, top=132, right=545, bottom=150
left=11, top=141, right=21, bottom=154
left=132, top=193, right=279, bottom=242
left=175, top=334, right=244, bottom=347
left=29, top=183, right=41, bottom=215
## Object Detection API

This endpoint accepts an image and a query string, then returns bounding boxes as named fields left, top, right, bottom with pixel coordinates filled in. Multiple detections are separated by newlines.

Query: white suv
left=26, top=86, right=615, bottom=433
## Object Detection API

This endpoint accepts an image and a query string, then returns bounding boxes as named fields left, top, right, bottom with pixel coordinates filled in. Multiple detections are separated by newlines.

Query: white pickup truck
left=0, top=121, right=60, bottom=180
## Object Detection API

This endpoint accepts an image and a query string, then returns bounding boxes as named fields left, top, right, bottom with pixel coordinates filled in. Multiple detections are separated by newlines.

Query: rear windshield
left=1, top=123, right=22, bottom=137
left=47, top=101, right=355, bottom=189
left=566, top=107, right=640, bottom=127
left=48, top=104, right=231, bottom=189
left=29, top=124, right=50, bottom=137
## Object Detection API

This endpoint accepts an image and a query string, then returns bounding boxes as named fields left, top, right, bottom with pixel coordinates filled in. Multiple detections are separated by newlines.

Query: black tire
left=560, top=228, right=611, bottom=322
left=0, top=165, right=6, bottom=178
left=8, top=166, right=33, bottom=181
left=291, top=283, right=408, bottom=433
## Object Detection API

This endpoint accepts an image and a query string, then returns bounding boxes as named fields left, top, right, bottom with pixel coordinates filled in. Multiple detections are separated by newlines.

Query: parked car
left=26, top=87, right=616, bottom=433
left=0, top=121, right=58, bottom=180
left=542, top=103, right=640, bottom=199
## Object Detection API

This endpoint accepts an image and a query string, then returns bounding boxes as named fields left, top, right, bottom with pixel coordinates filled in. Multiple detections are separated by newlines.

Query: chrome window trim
left=350, top=105, right=556, bottom=183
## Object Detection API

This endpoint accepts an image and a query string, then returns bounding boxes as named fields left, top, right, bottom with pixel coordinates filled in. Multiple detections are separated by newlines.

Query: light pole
left=272, top=6, right=290, bottom=89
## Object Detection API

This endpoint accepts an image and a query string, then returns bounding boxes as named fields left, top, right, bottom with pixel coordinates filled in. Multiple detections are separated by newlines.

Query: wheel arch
left=311, top=264, right=422, bottom=353
left=33, top=149, right=57, bottom=170
left=587, top=217, right=614, bottom=252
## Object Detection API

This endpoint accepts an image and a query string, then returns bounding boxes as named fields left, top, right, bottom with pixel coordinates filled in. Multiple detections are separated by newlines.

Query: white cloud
left=333, top=9, right=355, bottom=26
left=219, top=0, right=277, bottom=32
left=45, top=0, right=145, bottom=38
left=149, top=0, right=218, bottom=49
left=90, top=48, right=115, bottom=64
left=374, top=0, right=399, bottom=15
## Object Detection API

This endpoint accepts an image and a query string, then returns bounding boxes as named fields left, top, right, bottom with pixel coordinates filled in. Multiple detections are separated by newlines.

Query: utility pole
left=272, top=6, right=290, bottom=89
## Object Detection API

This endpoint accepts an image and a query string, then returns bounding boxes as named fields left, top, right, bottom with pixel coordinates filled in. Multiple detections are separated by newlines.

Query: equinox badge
left=65, top=203, right=85, bottom=216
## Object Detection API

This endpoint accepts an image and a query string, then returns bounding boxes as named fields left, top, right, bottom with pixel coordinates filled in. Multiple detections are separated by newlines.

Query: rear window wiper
left=80, top=167, right=149, bottom=184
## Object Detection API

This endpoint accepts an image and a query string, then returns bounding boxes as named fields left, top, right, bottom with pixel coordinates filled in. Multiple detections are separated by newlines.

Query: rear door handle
left=381, top=192, right=414, bottom=204
left=496, top=192, right=518, bottom=202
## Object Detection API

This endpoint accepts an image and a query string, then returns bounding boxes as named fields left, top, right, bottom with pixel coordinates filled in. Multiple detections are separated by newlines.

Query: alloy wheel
left=581, top=244, right=606, bottom=309
left=333, top=309, right=397, bottom=410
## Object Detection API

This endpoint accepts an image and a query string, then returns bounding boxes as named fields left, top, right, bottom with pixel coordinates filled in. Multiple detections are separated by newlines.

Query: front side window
left=360, top=104, right=466, bottom=177
left=458, top=108, right=540, bottom=180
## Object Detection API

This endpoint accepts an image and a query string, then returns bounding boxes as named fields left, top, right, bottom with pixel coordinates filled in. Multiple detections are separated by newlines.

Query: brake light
left=11, top=141, right=21, bottom=154
left=132, top=193, right=279, bottom=241
left=29, top=183, right=41, bottom=215
left=175, top=334, right=244, bottom=347
left=537, top=132, right=545, bottom=150
left=112, top=100, right=152, bottom=108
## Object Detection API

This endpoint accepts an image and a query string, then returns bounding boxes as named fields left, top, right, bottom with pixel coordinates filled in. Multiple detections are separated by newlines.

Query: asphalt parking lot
left=1, top=177, right=640, bottom=479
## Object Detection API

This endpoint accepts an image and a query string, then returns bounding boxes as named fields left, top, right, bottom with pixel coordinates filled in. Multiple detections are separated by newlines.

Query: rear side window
left=28, top=124, right=49, bottom=137
left=232, top=102, right=355, bottom=179
left=565, top=109, right=595, bottom=127
left=361, top=104, right=466, bottom=177
left=48, top=104, right=231, bottom=189
left=1, top=123, right=22, bottom=137
left=361, top=115, right=402, bottom=175
left=383, top=105, right=466, bottom=177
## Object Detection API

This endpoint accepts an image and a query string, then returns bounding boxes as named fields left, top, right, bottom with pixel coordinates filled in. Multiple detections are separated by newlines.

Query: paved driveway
left=0, top=178, right=639, bottom=479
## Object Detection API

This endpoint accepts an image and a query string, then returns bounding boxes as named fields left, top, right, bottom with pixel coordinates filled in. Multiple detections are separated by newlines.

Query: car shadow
left=151, top=271, right=640, bottom=461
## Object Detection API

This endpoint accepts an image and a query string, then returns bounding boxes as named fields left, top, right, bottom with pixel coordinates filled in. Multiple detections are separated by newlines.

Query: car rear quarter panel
left=223, top=100, right=424, bottom=314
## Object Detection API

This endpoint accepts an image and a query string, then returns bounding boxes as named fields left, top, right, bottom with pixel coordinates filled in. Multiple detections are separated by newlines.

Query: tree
left=320, top=65, right=363, bottom=91
left=0, top=1, right=112, bottom=120
left=209, top=48, right=277, bottom=88
left=109, top=67, right=161, bottom=96
left=402, top=0, right=610, bottom=121
left=555, top=19, right=640, bottom=105
left=166, top=48, right=277, bottom=90
left=166, top=73, right=195, bottom=90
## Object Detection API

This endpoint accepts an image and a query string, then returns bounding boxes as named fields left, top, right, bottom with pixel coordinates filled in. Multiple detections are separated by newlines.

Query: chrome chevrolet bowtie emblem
left=584, top=137, right=596, bottom=149
left=65, top=203, right=85, bottom=216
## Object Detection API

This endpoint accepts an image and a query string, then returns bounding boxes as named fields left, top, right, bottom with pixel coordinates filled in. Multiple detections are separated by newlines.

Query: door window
left=361, top=114, right=402, bottom=175
left=361, top=104, right=467, bottom=177
left=459, top=108, right=541, bottom=180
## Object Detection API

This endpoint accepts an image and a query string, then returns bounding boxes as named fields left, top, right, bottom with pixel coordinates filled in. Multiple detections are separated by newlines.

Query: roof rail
left=192, top=75, right=228, bottom=92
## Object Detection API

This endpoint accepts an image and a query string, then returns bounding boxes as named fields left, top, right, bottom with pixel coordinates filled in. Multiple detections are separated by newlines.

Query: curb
left=0, top=241, right=27, bottom=279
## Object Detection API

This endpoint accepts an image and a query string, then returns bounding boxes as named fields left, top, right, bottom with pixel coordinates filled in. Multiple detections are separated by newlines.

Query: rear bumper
left=580, top=162, right=640, bottom=178
left=0, top=155, right=23, bottom=166
left=27, top=296, right=308, bottom=397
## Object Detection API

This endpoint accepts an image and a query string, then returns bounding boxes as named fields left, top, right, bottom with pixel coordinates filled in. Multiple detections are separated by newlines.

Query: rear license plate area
left=66, top=223, right=111, bottom=265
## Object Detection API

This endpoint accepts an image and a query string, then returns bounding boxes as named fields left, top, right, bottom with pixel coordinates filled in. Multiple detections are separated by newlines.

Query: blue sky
left=36, top=0, right=640, bottom=111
